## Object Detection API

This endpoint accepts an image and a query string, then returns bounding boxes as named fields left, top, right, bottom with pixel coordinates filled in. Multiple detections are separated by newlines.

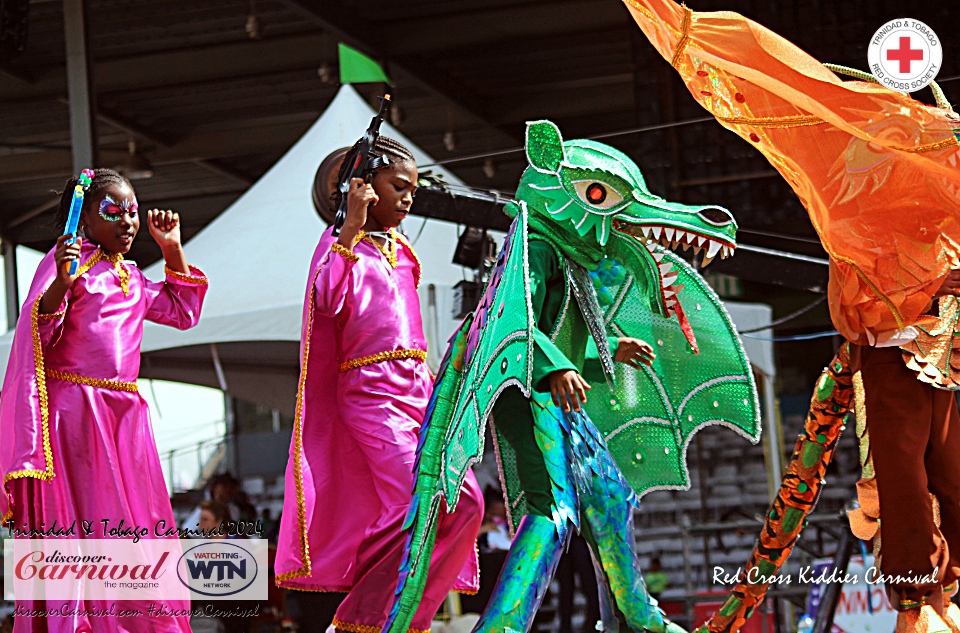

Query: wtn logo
left=177, top=542, right=258, bottom=597
left=186, top=558, right=247, bottom=581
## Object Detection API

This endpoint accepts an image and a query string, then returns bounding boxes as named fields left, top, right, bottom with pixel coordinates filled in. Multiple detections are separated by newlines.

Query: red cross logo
left=886, top=36, right=924, bottom=73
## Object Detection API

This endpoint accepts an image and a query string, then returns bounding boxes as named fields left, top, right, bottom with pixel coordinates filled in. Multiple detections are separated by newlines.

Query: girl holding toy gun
left=0, top=168, right=207, bottom=632
left=275, top=137, right=482, bottom=632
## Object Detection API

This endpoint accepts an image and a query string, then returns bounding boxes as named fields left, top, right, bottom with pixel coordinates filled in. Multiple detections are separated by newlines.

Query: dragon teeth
left=664, top=228, right=675, bottom=241
left=658, top=262, right=673, bottom=275
left=706, top=241, right=722, bottom=259
left=644, top=242, right=657, bottom=252
left=653, top=252, right=665, bottom=262
left=721, top=245, right=733, bottom=259
left=663, top=272, right=679, bottom=286
left=652, top=226, right=662, bottom=240
left=663, top=288, right=676, bottom=299
left=701, top=253, right=716, bottom=268
left=686, top=232, right=697, bottom=244
left=641, top=227, right=652, bottom=238
left=697, top=236, right=706, bottom=247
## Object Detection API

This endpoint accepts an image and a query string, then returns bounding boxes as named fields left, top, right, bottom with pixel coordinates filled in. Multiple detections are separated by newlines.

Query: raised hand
left=147, top=209, right=181, bottom=250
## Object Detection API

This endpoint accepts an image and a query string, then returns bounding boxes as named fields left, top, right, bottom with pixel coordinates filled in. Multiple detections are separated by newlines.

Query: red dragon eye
left=586, top=183, right=606, bottom=204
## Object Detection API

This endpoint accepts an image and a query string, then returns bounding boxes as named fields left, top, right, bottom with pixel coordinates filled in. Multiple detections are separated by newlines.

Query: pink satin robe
left=0, top=240, right=208, bottom=633
left=276, top=229, right=481, bottom=631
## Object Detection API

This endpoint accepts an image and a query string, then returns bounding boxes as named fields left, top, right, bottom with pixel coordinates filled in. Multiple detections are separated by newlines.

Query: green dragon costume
left=384, top=120, right=762, bottom=633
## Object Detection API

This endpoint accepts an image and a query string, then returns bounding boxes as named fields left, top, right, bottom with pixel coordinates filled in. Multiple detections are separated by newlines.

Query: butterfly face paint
left=99, top=194, right=138, bottom=222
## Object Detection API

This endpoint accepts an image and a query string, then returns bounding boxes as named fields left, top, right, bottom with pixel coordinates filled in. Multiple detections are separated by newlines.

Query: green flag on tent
left=339, top=42, right=392, bottom=85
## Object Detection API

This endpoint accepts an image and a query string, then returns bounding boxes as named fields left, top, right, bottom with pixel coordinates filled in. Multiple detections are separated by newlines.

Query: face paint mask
left=99, top=194, right=138, bottom=222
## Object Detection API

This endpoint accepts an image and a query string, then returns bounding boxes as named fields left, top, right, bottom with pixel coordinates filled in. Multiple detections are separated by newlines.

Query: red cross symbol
left=886, top=36, right=924, bottom=73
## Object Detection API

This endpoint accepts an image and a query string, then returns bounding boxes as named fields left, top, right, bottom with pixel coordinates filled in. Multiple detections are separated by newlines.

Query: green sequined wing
left=441, top=202, right=535, bottom=506
left=584, top=235, right=761, bottom=496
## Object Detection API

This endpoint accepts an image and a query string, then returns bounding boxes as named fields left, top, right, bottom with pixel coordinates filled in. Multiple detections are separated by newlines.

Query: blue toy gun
left=63, top=169, right=94, bottom=274
left=332, top=94, right=391, bottom=236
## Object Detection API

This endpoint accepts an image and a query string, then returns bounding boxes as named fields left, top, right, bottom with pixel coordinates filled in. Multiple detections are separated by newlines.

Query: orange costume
left=622, top=0, right=960, bottom=630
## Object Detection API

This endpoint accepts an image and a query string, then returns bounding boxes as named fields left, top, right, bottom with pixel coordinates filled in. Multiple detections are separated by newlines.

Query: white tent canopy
left=134, top=86, right=471, bottom=416
left=0, top=87, right=776, bottom=441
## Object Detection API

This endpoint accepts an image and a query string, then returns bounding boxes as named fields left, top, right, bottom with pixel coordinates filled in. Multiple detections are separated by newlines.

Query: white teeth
left=644, top=242, right=656, bottom=252
left=697, top=236, right=706, bottom=247
left=663, top=272, right=679, bottom=286
left=641, top=227, right=652, bottom=238
left=652, top=227, right=662, bottom=240
left=652, top=252, right=664, bottom=262
left=721, top=245, right=733, bottom=259
left=663, top=289, right=676, bottom=299
left=685, top=232, right=697, bottom=244
left=664, top=228, right=675, bottom=241
left=658, top=262, right=673, bottom=275
left=706, top=241, right=722, bottom=259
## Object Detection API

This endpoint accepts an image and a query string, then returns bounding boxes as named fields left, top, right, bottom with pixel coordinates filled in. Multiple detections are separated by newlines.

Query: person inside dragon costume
left=622, top=2, right=960, bottom=633
left=381, top=120, right=761, bottom=633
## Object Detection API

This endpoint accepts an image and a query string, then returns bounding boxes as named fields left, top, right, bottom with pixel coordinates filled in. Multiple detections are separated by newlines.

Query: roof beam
left=273, top=0, right=514, bottom=139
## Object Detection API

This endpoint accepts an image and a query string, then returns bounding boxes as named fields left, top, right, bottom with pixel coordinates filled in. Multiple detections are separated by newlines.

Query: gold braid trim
left=396, top=234, right=422, bottom=290
left=670, top=4, right=692, bottom=69
left=331, top=618, right=429, bottom=633
left=330, top=242, right=359, bottom=263
left=164, top=265, right=208, bottom=285
left=103, top=251, right=130, bottom=296
left=358, top=230, right=398, bottom=268
left=46, top=369, right=138, bottom=393
left=622, top=0, right=683, bottom=38
left=38, top=307, right=67, bottom=321
left=74, top=249, right=103, bottom=277
left=717, top=114, right=825, bottom=128
left=274, top=265, right=324, bottom=583
left=3, top=293, right=56, bottom=523
left=338, top=349, right=427, bottom=373
left=891, top=137, right=959, bottom=153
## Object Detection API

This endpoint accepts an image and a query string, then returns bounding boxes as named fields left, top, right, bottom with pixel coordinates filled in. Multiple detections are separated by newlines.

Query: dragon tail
left=697, top=344, right=854, bottom=633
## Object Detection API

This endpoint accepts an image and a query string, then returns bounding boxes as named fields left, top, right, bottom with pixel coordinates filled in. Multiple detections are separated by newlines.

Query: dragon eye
left=573, top=181, right=623, bottom=210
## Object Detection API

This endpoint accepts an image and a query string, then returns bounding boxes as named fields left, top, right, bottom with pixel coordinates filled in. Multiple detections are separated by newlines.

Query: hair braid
left=53, top=168, right=132, bottom=233
left=332, top=135, right=416, bottom=207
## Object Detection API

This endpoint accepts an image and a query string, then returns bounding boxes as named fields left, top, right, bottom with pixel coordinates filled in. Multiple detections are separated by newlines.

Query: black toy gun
left=332, top=94, right=392, bottom=236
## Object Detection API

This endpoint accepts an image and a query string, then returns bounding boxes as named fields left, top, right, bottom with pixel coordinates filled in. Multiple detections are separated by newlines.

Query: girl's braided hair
left=53, top=168, right=131, bottom=233
left=332, top=136, right=415, bottom=208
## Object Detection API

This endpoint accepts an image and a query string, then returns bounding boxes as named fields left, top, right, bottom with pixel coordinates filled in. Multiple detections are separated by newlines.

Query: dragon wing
left=584, top=235, right=761, bottom=496
left=384, top=204, right=534, bottom=633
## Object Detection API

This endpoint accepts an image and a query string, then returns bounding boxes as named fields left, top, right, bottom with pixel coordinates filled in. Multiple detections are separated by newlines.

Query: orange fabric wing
left=623, top=0, right=960, bottom=343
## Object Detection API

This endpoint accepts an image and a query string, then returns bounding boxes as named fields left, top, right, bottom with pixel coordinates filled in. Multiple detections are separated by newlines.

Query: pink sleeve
left=143, top=265, right=209, bottom=330
left=35, top=294, right=69, bottom=349
left=313, top=243, right=359, bottom=317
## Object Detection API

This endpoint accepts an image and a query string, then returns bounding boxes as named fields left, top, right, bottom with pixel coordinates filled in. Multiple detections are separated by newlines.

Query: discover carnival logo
left=868, top=18, right=942, bottom=92
left=177, top=541, right=259, bottom=597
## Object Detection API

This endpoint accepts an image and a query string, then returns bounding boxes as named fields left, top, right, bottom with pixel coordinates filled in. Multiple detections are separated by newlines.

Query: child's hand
left=614, top=337, right=656, bottom=369
left=548, top=369, right=591, bottom=413
left=935, top=269, right=960, bottom=298
left=346, top=177, right=377, bottom=227
left=147, top=209, right=181, bottom=249
left=53, top=234, right=82, bottom=287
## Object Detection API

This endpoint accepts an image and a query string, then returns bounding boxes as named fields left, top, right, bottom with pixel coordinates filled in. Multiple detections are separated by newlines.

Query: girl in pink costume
left=276, top=137, right=482, bottom=632
left=1, top=168, right=208, bottom=632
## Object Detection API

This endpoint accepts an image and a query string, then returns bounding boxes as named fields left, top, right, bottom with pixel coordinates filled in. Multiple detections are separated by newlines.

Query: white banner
left=4, top=538, right=268, bottom=602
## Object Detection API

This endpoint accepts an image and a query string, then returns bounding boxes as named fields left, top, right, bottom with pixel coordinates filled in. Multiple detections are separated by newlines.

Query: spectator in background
left=198, top=499, right=230, bottom=538
left=647, top=556, right=669, bottom=602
